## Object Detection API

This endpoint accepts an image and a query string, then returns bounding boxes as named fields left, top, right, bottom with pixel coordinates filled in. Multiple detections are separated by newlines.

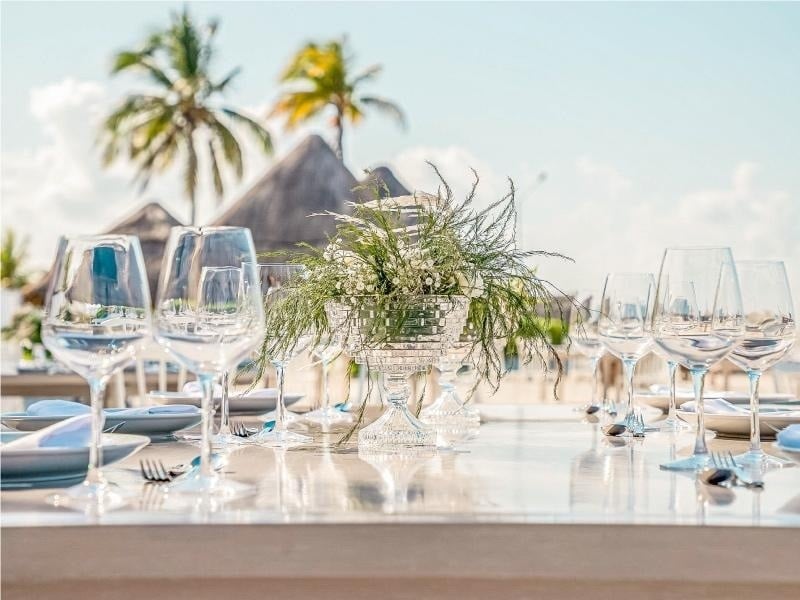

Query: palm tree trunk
left=189, top=193, right=196, bottom=226
left=334, top=107, right=344, bottom=162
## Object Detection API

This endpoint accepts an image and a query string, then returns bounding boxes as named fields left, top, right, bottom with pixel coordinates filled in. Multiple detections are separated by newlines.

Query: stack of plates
left=676, top=406, right=800, bottom=439
left=0, top=432, right=149, bottom=489
left=148, top=389, right=304, bottom=416
left=1, top=409, right=202, bottom=441
left=637, top=389, right=798, bottom=413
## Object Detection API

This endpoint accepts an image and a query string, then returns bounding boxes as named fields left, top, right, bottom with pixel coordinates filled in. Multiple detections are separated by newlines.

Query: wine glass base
left=359, top=404, right=436, bottom=452
left=259, top=409, right=301, bottom=425
left=251, top=428, right=312, bottom=448
left=209, top=431, right=249, bottom=449
left=167, top=471, right=254, bottom=499
left=47, top=480, right=133, bottom=512
left=304, top=406, right=354, bottom=425
left=420, top=393, right=481, bottom=448
left=660, top=453, right=712, bottom=472
left=734, top=449, right=794, bottom=470
left=652, top=417, right=693, bottom=434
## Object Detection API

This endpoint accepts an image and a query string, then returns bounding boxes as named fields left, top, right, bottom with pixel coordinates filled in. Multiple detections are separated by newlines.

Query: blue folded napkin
left=4, top=415, right=92, bottom=449
left=777, top=424, right=800, bottom=449
left=27, top=400, right=199, bottom=418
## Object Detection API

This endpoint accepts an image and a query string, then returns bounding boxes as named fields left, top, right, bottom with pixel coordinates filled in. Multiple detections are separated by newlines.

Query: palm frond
left=360, top=96, right=407, bottom=129
left=206, top=116, right=243, bottom=178
left=221, top=108, right=273, bottom=154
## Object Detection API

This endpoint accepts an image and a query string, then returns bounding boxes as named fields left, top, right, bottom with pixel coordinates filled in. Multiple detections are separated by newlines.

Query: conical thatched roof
left=22, top=201, right=182, bottom=305
left=360, top=166, right=410, bottom=198
left=213, top=134, right=365, bottom=254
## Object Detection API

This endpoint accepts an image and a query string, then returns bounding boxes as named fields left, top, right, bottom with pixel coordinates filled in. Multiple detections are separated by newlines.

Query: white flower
left=425, top=277, right=433, bottom=286
left=401, top=287, right=409, bottom=294
left=366, top=284, right=374, bottom=292
left=356, top=281, right=365, bottom=291
left=392, top=277, right=400, bottom=285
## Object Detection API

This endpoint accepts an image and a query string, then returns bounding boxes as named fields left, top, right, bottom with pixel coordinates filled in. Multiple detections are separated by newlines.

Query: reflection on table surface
left=2, top=404, right=799, bottom=527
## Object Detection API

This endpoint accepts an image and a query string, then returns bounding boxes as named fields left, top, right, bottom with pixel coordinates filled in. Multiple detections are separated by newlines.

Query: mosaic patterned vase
left=326, top=295, right=469, bottom=452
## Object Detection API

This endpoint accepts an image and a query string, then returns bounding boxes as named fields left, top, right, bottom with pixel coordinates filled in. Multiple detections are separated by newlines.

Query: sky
left=1, top=1, right=799, bottom=296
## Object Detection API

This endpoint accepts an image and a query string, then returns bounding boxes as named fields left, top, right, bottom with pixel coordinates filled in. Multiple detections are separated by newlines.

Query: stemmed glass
left=652, top=247, right=744, bottom=471
left=42, top=235, right=152, bottom=510
left=651, top=280, right=697, bottom=434
left=304, top=336, right=354, bottom=425
left=598, top=273, right=655, bottom=433
left=155, top=227, right=264, bottom=495
left=570, top=290, right=608, bottom=414
left=244, top=263, right=314, bottom=447
left=727, top=260, right=795, bottom=469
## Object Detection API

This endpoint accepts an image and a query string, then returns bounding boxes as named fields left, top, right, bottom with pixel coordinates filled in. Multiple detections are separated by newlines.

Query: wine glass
left=304, top=336, right=354, bottom=425
left=155, top=227, right=264, bottom=496
left=597, top=273, right=655, bottom=433
left=42, top=235, right=152, bottom=510
left=198, top=266, right=260, bottom=448
left=570, top=290, right=608, bottom=414
left=652, top=247, right=744, bottom=471
left=650, top=280, right=699, bottom=434
left=727, top=260, right=795, bottom=469
left=244, top=263, right=314, bottom=447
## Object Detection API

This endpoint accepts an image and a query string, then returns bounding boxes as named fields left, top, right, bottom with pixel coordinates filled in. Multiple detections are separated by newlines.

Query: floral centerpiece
left=255, top=165, right=570, bottom=451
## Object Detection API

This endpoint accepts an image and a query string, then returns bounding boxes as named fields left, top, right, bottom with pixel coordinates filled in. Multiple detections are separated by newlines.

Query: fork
left=711, top=451, right=764, bottom=489
left=231, top=420, right=259, bottom=438
left=139, top=458, right=174, bottom=483
left=231, top=419, right=275, bottom=438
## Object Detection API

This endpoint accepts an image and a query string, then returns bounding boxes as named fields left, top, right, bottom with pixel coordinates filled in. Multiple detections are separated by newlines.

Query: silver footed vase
left=326, top=295, right=469, bottom=453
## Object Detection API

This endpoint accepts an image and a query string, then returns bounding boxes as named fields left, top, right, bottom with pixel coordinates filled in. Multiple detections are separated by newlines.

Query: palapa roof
left=213, top=134, right=366, bottom=255
left=360, top=166, right=410, bottom=199
left=22, top=201, right=182, bottom=305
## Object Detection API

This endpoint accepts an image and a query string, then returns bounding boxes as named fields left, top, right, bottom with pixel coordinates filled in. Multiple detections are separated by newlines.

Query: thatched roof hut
left=360, top=166, right=410, bottom=198
left=213, top=134, right=366, bottom=255
left=22, top=201, right=182, bottom=305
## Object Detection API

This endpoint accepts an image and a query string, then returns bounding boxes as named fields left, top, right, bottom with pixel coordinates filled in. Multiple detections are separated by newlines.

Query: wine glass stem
left=198, top=374, right=215, bottom=480
left=219, top=370, right=231, bottom=435
left=275, top=362, right=287, bottom=432
left=321, top=360, right=330, bottom=411
left=86, top=377, right=108, bottom=486
left=590, top=356, right=600, bottom=407
left=666, top=361, right=678, bottom=423
left=747, top=370, right=762, bottom=455
left=384, top=372, right=411, bottom=409
left=622, top=358, right=636, bottom=425
left=691, top=369, right=709, bottom=456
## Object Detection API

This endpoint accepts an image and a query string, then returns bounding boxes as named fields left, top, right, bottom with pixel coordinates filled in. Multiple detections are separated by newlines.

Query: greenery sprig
left=251, top=164, right=572, bottom=432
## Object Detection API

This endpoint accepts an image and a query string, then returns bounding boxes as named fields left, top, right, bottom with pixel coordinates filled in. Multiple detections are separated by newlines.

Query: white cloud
left=575, top=156, right=632, bottom=196
left=0, top=78, right=282, bottom=270
left=387, top=147, right=799, bottom=303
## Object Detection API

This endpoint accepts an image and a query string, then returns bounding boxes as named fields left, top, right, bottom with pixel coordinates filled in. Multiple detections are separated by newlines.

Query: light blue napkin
left=4, top=414, right=92, bottom=449
left=681, top=398, right=746, bottom=415
left=777, top=424, right=800, bottom=449
left=27, top=400, right=199, bottom=418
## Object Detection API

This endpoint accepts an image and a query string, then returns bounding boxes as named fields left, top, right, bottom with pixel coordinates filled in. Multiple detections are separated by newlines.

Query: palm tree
left=271, top=38, right=406, bottom=161
left=0, top=228, right=29, bottom=289
left=101, top=9, right=273, bottom=225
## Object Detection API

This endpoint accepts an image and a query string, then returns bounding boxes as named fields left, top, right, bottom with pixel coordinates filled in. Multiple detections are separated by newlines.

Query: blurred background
left=2, top=1, right=799, bottom=405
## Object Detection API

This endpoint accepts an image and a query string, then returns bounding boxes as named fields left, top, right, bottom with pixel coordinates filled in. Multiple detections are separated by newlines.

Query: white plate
left=637, top=390, right=798, bottom=413
left=0, top=410, right=202, bottom=441
left=0, top=432, right=149, bottom=488
left=149, top=390, right=304, bottom=415
left=676, top=406, right=800, bottom=439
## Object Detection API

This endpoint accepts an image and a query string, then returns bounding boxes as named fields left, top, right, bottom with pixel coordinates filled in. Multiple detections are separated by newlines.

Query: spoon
left=602, top=423, right=627, bottom=437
